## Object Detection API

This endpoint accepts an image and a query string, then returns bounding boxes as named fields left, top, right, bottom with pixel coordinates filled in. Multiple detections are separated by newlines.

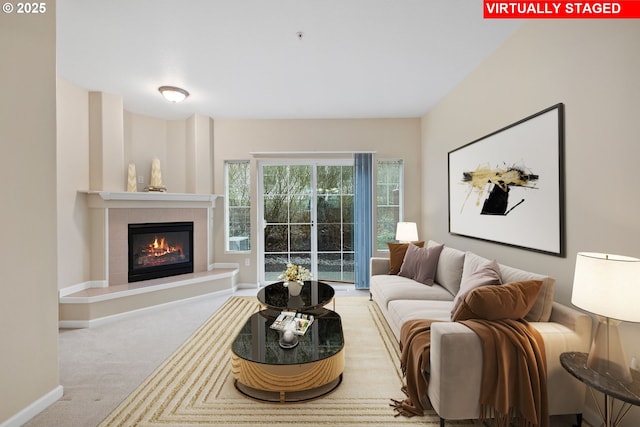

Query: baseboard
left=58, top=280, right=107, bottom=297
left=0, top=385, right=63, bottom=427
left=235, top=282, right=259, bottom=289
left=59, top=287, right=235, bottom=328
left=211, top=262, right=240, bottom=270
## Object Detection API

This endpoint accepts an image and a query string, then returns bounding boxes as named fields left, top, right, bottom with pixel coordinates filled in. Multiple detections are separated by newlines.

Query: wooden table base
left=231, top=348, right=345, bottom=402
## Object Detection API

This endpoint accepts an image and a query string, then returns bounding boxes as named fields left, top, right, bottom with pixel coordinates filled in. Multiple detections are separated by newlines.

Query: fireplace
left=128, top=222, right=194, bottom=282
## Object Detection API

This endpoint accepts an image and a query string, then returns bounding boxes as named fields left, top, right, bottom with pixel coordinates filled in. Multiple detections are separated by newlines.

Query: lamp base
left=587, top=317, right=632, bottom=383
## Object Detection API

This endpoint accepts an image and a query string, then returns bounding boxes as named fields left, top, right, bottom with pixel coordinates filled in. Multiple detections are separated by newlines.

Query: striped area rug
left=98, top=296, right=476, bottom=426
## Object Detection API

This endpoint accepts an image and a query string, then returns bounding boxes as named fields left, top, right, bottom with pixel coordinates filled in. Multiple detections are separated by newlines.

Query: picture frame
left=448, top=103, right=565, bottom=256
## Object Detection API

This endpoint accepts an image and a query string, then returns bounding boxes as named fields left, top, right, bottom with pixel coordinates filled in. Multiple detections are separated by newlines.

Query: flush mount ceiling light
left=158, top=86, right=189, bottom=103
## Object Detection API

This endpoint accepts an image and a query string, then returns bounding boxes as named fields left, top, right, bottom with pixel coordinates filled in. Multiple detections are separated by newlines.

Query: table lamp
left=395, top=222, right=418, bottom=243
left=571, top=252, right=640, bottom=384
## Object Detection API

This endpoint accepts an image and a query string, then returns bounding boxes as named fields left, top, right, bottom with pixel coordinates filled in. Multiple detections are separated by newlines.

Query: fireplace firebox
left=128, top=222, right=194, bottom=282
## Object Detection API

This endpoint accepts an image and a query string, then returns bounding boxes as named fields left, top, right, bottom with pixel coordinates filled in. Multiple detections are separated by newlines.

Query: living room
left=2, top=2, right=640, bottom=427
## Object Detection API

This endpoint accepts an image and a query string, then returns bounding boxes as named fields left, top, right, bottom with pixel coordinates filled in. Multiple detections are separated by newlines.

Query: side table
left=560, top=352, right=640, bottom=427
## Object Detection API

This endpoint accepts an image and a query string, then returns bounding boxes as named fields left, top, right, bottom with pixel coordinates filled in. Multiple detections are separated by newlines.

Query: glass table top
left=231, top=309, right=344, bottom=366
left=257, top=281, right=335, bottom=312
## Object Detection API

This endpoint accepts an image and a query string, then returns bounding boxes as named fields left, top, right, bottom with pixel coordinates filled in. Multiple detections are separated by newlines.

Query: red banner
left=484, top=1, right=640, bottom=18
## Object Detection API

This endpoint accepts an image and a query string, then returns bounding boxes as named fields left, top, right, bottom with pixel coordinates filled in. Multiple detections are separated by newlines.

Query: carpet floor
left=97, top=296, right=477, bottom=426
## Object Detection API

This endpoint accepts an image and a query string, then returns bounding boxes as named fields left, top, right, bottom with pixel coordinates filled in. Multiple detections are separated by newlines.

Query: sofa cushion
left=399, top=243, right=444, bottom=285
left=370, top=274, right=454, bottom=312
left=452, top=280, right=544, bottom=321
left=428, top=240, right=465, bottom=296
left=499, top=263, right=555, bottom=322
left=387, top=241, right=424, bottom=274
left=387, top=299, right=454, bottom=340
left=451, top=259, right=502, bottom=317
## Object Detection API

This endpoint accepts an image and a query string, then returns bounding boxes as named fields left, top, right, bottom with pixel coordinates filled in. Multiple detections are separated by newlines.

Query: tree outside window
left=226, top=161, right=251, bottom=252
left=376, top=160, right=403, bottom=250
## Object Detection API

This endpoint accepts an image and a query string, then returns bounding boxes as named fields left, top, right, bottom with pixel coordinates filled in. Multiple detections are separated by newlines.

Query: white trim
left=81, top=191, right=222, bottom=209
left=59, top=288, right=235, bottom=329
left=235, top=282, right=260, bottom=289
left=0, top=385, right=63, bottom=427
left=211, top=262, right=240, bottom=269
left=251, top=150, right=375, bottom=159
left=60, top=270, right=238, bottom=304
left=58, top=280, right=108, bottom=297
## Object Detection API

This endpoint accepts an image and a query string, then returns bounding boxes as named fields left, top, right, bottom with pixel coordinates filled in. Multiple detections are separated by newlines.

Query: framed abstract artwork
left=448, top=103, right=565, bottom=256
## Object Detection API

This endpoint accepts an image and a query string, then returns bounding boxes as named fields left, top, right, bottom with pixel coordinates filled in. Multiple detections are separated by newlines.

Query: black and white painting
left=448, top=103, right=564, bottom=256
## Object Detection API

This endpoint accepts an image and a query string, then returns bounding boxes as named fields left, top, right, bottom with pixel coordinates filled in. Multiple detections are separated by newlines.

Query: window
left=376, top=159, right=403, bottom=250
left=225, top=161, right=251, bottom=252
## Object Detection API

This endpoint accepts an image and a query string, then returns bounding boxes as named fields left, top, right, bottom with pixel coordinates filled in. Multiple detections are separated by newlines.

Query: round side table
left=560, top=352, right=640, bottom=427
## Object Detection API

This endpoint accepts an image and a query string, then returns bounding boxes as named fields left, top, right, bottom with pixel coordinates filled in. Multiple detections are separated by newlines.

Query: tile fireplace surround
left=84, top=191, right=220, bottom=286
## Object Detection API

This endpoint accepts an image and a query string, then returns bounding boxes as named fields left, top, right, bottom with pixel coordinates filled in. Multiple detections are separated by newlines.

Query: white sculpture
left=127, top=163, right=137, bottom=192
left=147, top=158, right=166, bottom=192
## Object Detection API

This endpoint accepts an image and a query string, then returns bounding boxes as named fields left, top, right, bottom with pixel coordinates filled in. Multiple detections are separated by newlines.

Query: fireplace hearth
left=128, top=222, right=194, bottom=282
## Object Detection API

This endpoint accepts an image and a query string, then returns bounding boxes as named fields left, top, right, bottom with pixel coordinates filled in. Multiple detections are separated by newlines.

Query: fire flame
left=144, top=236, right=183, bottom=258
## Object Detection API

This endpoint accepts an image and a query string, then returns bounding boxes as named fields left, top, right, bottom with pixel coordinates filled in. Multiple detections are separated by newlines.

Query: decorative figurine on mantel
left=126, top=163, right=137, bottom=192
left=145, top=158, right=167, bottom=192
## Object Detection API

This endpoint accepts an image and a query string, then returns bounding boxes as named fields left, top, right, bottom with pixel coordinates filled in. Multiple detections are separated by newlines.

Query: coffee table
left=230, top=307, right=344, bottom=402
left=257, top=280, right=335, bottom=313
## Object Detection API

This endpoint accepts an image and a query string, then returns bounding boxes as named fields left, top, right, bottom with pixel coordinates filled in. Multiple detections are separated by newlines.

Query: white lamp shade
left=571, top=252, right=640, bottom=322
left=395, top=222, right=418, bottom=242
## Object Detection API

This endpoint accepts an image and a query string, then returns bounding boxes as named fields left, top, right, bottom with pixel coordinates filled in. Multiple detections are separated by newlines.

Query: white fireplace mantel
left=82, top=191, right=222, bottom=209
left=80, top=190, right=222, bottom=287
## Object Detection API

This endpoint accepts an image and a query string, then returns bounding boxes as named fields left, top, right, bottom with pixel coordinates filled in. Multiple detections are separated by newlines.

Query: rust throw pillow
left=387, top=241, right=424, bottom=274
left=451, top=259, right=502, bottom=317
left=452, top=280, right=544, bottom=322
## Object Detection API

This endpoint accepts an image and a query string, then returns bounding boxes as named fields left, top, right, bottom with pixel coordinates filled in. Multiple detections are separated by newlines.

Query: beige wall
left=89, top=92, right=124, bottom=192
left=421, top=20, right=640, bottom=426
left=0, top=1, right=61, bottom=424
left=123, top=111, right=211, bottom=194
left=212, top=119, right=422, bottom=283
left=124, top=111, right=190, bottom=192
left=57, top=79, right=91, bottom=289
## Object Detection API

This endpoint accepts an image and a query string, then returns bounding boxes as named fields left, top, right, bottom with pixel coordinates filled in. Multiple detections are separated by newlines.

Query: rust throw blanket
left=391, top=318, right=548, bottom=427
left=391, top=319, right=438, bottom=417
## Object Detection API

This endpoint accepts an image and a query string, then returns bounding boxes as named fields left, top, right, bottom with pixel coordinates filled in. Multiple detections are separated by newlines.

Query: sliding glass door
left=258, top=160, right=354, bottom=284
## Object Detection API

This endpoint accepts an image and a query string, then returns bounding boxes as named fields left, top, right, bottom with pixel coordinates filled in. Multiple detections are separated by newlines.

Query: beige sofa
left=369, top=240, right=592, bottom=426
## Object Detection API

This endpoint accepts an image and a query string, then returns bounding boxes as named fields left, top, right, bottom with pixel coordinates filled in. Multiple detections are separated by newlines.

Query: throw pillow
left=428, top=240, right=465, bottom=297
left=452, top=280, right=544, bottom=321
left=450, top=259, right=502, bottom=318
left=499, top=263, right=556, bottom=322
left=398, top=243, right=444, bottom=285
left=387, top=241, right=424, bottom=274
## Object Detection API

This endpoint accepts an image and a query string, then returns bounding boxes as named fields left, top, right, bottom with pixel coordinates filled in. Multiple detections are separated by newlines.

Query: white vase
left=285, top=280, right=304, bottom=296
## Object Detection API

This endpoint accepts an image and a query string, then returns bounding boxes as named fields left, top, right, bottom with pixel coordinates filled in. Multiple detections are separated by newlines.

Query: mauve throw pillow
left=452, top=280, right=544, bottom=321
left=398, top=243, right=444, bottom=285
left=387, top=241, right=424, bottom=275
left=450, top=259, right=502, bottom=318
